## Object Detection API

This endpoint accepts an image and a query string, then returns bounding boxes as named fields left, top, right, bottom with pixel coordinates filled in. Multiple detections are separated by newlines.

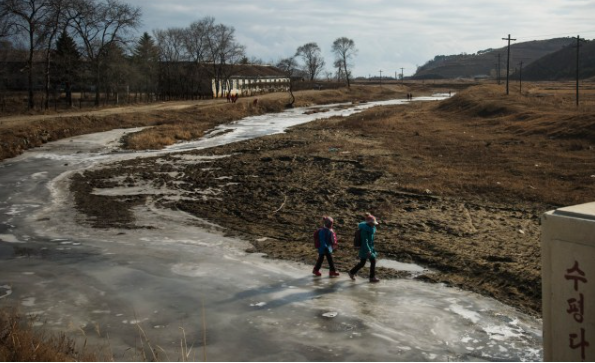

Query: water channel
left=0, top=95, right=542, bottom=361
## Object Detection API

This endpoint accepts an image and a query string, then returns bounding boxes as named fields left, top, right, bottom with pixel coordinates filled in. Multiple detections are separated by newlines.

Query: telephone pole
left=400, top=67, right=404, bottom=83
left=379, top=70, right=382, bottom=86
left=502, top=34, right=516, bottom=95
left=575, top=35, right=585, bottom=107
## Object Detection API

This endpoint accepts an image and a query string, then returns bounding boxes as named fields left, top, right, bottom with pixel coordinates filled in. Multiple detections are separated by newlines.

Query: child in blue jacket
left=313, top=216, right=340, bottom=278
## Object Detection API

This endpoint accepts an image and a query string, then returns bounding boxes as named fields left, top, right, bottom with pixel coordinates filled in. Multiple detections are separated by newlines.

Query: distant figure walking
left=226, top=92, right=231, bottom=103
left=253, top=98, right=258, bottom=106
left=348, top=213, right=380, bottom=283
left=313, top=216, right=340, bottom=278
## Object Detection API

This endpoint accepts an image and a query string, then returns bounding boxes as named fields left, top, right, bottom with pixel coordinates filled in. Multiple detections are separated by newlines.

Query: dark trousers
left=314, top=249, right=336, bottom=272
left=349, top=257, right=376, bottom=279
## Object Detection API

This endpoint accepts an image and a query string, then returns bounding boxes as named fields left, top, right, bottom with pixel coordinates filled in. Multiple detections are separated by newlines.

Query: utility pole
left=502, top=34, right=516, bottom=95
left=379, top=70, right=382, bottom=86
left=575, top=35, right=585, bottom=107
left=496, top=53, right=501, bottom=85
left=400, top=67, right=404, bottom=83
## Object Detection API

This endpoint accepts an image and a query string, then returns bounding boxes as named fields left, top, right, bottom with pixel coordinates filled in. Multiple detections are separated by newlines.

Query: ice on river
left=0, top=94, right=542, bottom=361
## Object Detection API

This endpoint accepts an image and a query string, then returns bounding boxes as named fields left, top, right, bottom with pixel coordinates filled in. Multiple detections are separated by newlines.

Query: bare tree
left=40, top=0, right=73, bottom=109
left=0, top=5, right=14, bottom=39
left=276, top=56, right=298, bottom=107
left=204, top=20, right=245, bottom=98
left=246, top=56, right=264, bottom=65
left=154, top=27, right=186, bottom=100
left=67, top=0, right=141, bottom=106
left=295, top=42, right=325, bottom=81
left=333, top=59, right=344, bottom=83
left=183, top=18, right=211, bottom=99
left=0, top=0, right=55, bottom=109
left=331, top=37, right=357, bottom=88
left=184, top=18, right=209, bottom=64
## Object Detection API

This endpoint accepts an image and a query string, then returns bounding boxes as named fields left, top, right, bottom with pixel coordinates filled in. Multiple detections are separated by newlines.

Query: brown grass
left=336, top=83, right=595, bottom=206
left=0, top=310, right=101, bottom=362
left=0, top=308, right=206, bottom=362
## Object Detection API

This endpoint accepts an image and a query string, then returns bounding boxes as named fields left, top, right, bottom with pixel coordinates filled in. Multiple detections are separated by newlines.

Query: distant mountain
left=413, top=38, right=575, bottom=80
left=512, top=39, right=595, bottom=81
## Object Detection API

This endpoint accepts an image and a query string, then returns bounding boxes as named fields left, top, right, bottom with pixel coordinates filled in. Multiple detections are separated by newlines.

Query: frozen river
left=0, top=96, right=542, bottom=361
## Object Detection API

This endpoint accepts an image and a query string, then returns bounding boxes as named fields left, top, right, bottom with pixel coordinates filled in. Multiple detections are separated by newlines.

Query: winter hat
left=365, top=214, right=379, bottom=225
left=323, top=216, right=334, bottom=227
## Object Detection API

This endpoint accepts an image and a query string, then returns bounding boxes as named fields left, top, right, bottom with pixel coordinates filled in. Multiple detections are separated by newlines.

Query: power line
left=502, top=34, right=517, bottom=95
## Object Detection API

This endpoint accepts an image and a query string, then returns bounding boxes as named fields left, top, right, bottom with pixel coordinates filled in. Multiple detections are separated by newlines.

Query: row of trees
left=276, top=37, right=357, bottom=106
left=0, top=0, right=142, bottom=108
left=281, top=37, right=358, bottom=87
left=0, top=0, right=358, bottom=110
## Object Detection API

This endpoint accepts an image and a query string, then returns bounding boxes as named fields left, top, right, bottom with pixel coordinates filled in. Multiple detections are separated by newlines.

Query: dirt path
left=0, top=98, right=233, bottom=129
left=0, top=88, right=343, bottom=130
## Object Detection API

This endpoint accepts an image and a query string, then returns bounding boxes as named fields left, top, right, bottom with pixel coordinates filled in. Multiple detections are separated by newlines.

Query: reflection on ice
left=165, top=95, right=449, bottom=153
left=376, top=258, right=427, bottom=272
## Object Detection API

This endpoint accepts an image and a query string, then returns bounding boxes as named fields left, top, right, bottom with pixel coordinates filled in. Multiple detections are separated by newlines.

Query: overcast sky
left=124, top=0, right=595, bottom=78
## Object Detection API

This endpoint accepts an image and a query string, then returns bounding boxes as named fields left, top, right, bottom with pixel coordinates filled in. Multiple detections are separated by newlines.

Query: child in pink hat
left=313, top=216, right=340, bottom=278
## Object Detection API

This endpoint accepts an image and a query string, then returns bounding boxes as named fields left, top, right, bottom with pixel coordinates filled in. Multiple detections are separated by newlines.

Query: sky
left=124, top=0, right=595, bottom=78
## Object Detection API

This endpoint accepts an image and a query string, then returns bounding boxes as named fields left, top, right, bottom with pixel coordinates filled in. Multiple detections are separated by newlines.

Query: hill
left=512, top=39, right=595, bottom=81
left=413, top=38, right=575, bottom=79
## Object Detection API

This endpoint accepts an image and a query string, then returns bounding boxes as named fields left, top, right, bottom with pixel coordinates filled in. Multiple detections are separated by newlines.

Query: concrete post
left=542, top=202, right=595, bottom=361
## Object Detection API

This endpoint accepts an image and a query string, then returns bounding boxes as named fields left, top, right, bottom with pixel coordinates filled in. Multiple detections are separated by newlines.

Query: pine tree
left=132, top=32, right=160, bottom=100
left=54, top=30, right=81, bottom=106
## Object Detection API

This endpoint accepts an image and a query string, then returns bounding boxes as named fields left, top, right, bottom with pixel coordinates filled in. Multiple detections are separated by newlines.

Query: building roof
left=232, top=64, right=287, bottom=78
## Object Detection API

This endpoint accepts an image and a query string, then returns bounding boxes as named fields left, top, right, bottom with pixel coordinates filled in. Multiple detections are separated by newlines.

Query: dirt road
left=0, top=99, right=230, bottom=129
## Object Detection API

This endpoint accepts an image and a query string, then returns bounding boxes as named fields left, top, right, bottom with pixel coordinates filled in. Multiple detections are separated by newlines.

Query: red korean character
left=567, top=293, right=584, bottom=323
left=569, top=328, right=590, bottom=361
left=565, top=261, right=587, bottom=291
